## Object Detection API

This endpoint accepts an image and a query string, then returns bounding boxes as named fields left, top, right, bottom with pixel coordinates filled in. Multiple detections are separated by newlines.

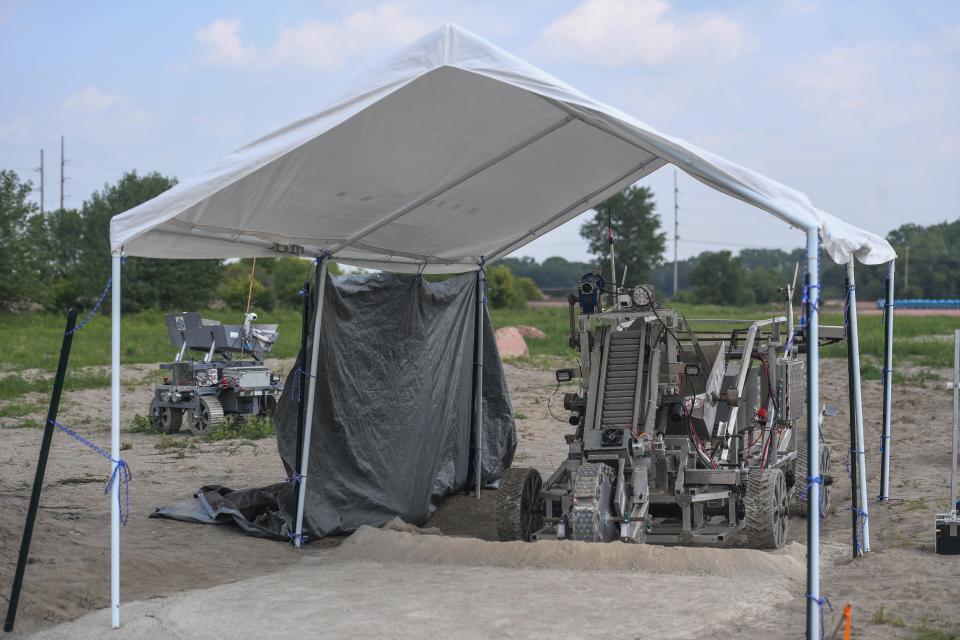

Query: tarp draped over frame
left=154, top=272, right=516, bottom=538
left=109, top=24, right=895, bottom=270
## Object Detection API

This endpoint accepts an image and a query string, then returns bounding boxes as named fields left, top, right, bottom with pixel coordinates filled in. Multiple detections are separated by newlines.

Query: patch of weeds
left=19, top=418, right=41, bottom=429
left=905, top=497, right=928, bottom=511
left=154, top=434, right=193, bottom=450
left=0, top=370, right=112, bottom=401
left=0, top=401, right=44, bottom=418
left=514, top=412, right=528, bottom=420
left=514, top=449, right=528, bottom=462
left=859, top=363, right=905, bottom=384
left=120, top=441, right=132, bottom=451
left=127, top=414, right=154, bottom=434
left=205, top=415, right=275, bottom=442
left=872, top=604, right=906, bottom=628
left=912, top=622, right=959, bottom=640
left=906, top=369, right=940, bottom=386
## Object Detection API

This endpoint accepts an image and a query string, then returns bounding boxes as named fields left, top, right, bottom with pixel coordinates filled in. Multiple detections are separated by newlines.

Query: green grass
left=0, top=308, right=303, bottom=372
left=205, top=415, right=275, bottom=441
left=0, top=400, right=44, bottom=417
left=0, top=370, right=112, bottom=401
left=493, top=304, right=960, bottom=367
left=1, top=304, right=958, bottom=377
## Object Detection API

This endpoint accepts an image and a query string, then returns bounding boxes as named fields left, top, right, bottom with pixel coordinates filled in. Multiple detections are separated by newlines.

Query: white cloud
left=59, top=86, right=153, bottom=140
left=776, top=47, right=876, bottom=112
left=62, top=85, right=127, bottom=113
left=534, top=0, right=746, bottom=67
left=194, top=4, right=430, bottom=71
left=195, top=18, right=257, bottom=66
left=0, top=115, right=31, bottom=142
left=783, top=0, right=820, bottom=16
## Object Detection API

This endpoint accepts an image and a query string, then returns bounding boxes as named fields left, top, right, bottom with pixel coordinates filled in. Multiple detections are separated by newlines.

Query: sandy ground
left=2, top=356, right=959, bottom=638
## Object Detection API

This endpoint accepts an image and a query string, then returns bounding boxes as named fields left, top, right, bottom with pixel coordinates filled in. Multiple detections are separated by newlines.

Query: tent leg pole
left=110, top=251, right=122, bottom=629
left=953, top=331, right=959, bottom=515
left=879, top=260, right=895, bottom=501
left=805, top=228, right=821, bottom=640
left=473, top=265, right=486, bottom=498
left=846, top=260, right=869, bottom=554
left=294, top=256, right=328, bottom=547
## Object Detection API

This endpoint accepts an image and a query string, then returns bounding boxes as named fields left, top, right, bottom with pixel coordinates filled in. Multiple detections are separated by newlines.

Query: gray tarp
left=153, top=271, right=516, bottom=540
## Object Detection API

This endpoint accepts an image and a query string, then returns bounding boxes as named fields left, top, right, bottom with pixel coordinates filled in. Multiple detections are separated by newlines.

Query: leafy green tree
left=217, top=257, right=341, bottom=310
left=0, top=171, right=50, bottom=307
left=580, top=186, right=666, bottom=286
left=55, top=171, right=224, bottom=312
left=485, top=265, right=526, bottom=310
left=514, top=276, right=544, bottom=302
left=689, top=251, right=753, bottom=305
left=499, top=256, right=596, bottom=290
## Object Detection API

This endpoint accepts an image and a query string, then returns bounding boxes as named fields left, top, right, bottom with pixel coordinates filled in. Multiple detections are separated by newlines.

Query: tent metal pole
left=294, top=256, right=328, bottom=547
left=845, top=260, right=870, bottom=554
left=110, top=251, right=122, bottom=628
left=952, top=330, right=959, bottom=515
left=879, top=260, right=895, bottom=501
left=805, top=228, right=821, bottom=640
left=473, top=265, right=486, bottom=498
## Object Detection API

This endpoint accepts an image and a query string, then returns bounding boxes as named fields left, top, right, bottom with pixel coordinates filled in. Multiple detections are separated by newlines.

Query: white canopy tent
left=108, top=24, right=895, bottom=639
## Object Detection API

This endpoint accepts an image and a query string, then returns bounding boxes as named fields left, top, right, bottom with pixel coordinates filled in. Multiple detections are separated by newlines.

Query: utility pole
left=673, top=169, right=679, bottom=296
left=36, top=149, right=45, bottom=215
left=904, top=245, right=910, bottom=292
left=59, top=135, right=65, bottom=211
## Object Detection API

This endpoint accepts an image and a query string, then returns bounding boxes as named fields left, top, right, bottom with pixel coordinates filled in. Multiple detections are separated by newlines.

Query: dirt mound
left=333, top=526, right=806, bottom=580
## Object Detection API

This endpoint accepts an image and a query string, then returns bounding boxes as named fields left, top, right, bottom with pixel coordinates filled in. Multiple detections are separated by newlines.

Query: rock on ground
left=495, top=327, right=528, bottom=358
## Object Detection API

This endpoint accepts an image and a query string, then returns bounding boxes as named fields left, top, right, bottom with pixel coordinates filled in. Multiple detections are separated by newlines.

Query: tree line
left=0, top=168, right=545, bottom=313
left=2, top=167, right=953, bottom=314
left=502, top=185, right=959, bottom=304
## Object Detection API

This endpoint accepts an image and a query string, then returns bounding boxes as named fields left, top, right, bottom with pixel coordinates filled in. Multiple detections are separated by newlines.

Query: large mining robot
left=496, top=276, right=838, bottom=549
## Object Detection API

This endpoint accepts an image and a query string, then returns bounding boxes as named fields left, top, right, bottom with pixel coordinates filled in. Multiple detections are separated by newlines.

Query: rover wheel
left=149, top=399, right=183, bottom=434
left=570, top=462, right=617, bottom=543
left=495, top=467, right=544, bottom=542
left=745, top=468, right=788, bottom=549
left=189, top=396, right=224, bottom=436
left=791, top=440, right=832, bottom=517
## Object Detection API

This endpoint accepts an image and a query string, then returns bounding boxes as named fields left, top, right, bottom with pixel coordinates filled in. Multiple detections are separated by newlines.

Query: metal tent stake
left=4, top=309, right=78, bottom=633
left=294, top=256, right=329, bottom=547
left=845, top=261, right=870, bottom=554
left=879, top=260, right=895, bottom=501
left=472, top=265, right=486, bottom=498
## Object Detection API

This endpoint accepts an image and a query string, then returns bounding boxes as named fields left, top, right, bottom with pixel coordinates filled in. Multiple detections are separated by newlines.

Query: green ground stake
left=4, top=308, right=78, bottom=633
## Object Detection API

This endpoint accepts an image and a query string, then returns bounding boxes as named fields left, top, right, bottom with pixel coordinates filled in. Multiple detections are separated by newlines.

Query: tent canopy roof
left=110, top=24, right=896, bottom=272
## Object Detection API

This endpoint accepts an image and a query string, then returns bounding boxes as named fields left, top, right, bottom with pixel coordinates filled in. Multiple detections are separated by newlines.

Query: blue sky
left=1, top=0, right=958, bottom=262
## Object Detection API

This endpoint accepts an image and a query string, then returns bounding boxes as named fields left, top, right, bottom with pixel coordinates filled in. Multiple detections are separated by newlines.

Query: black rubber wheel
left=745, top=468, right=789, bottom=549
left=150, top=399, right=183, bottom=434
left=495, top=467, right=544, bottom=542
left=189, top=396, right=225, bottom=436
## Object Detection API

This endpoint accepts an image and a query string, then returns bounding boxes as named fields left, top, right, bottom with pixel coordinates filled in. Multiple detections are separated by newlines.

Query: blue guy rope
left=806, top=593, right=833, bottom=638
left=799, top=475, right=827, bottom=520
left=49, top=420, right=132, bottom=525
left=65, top=276, right=112, bottom=335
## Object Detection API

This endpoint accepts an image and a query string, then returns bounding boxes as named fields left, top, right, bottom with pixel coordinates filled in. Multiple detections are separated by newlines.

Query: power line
left=59, top=136, right=66, bottom=211
left=673, top=169, right=679, bottom=295
left=35, top=150, right=44, bottom=215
